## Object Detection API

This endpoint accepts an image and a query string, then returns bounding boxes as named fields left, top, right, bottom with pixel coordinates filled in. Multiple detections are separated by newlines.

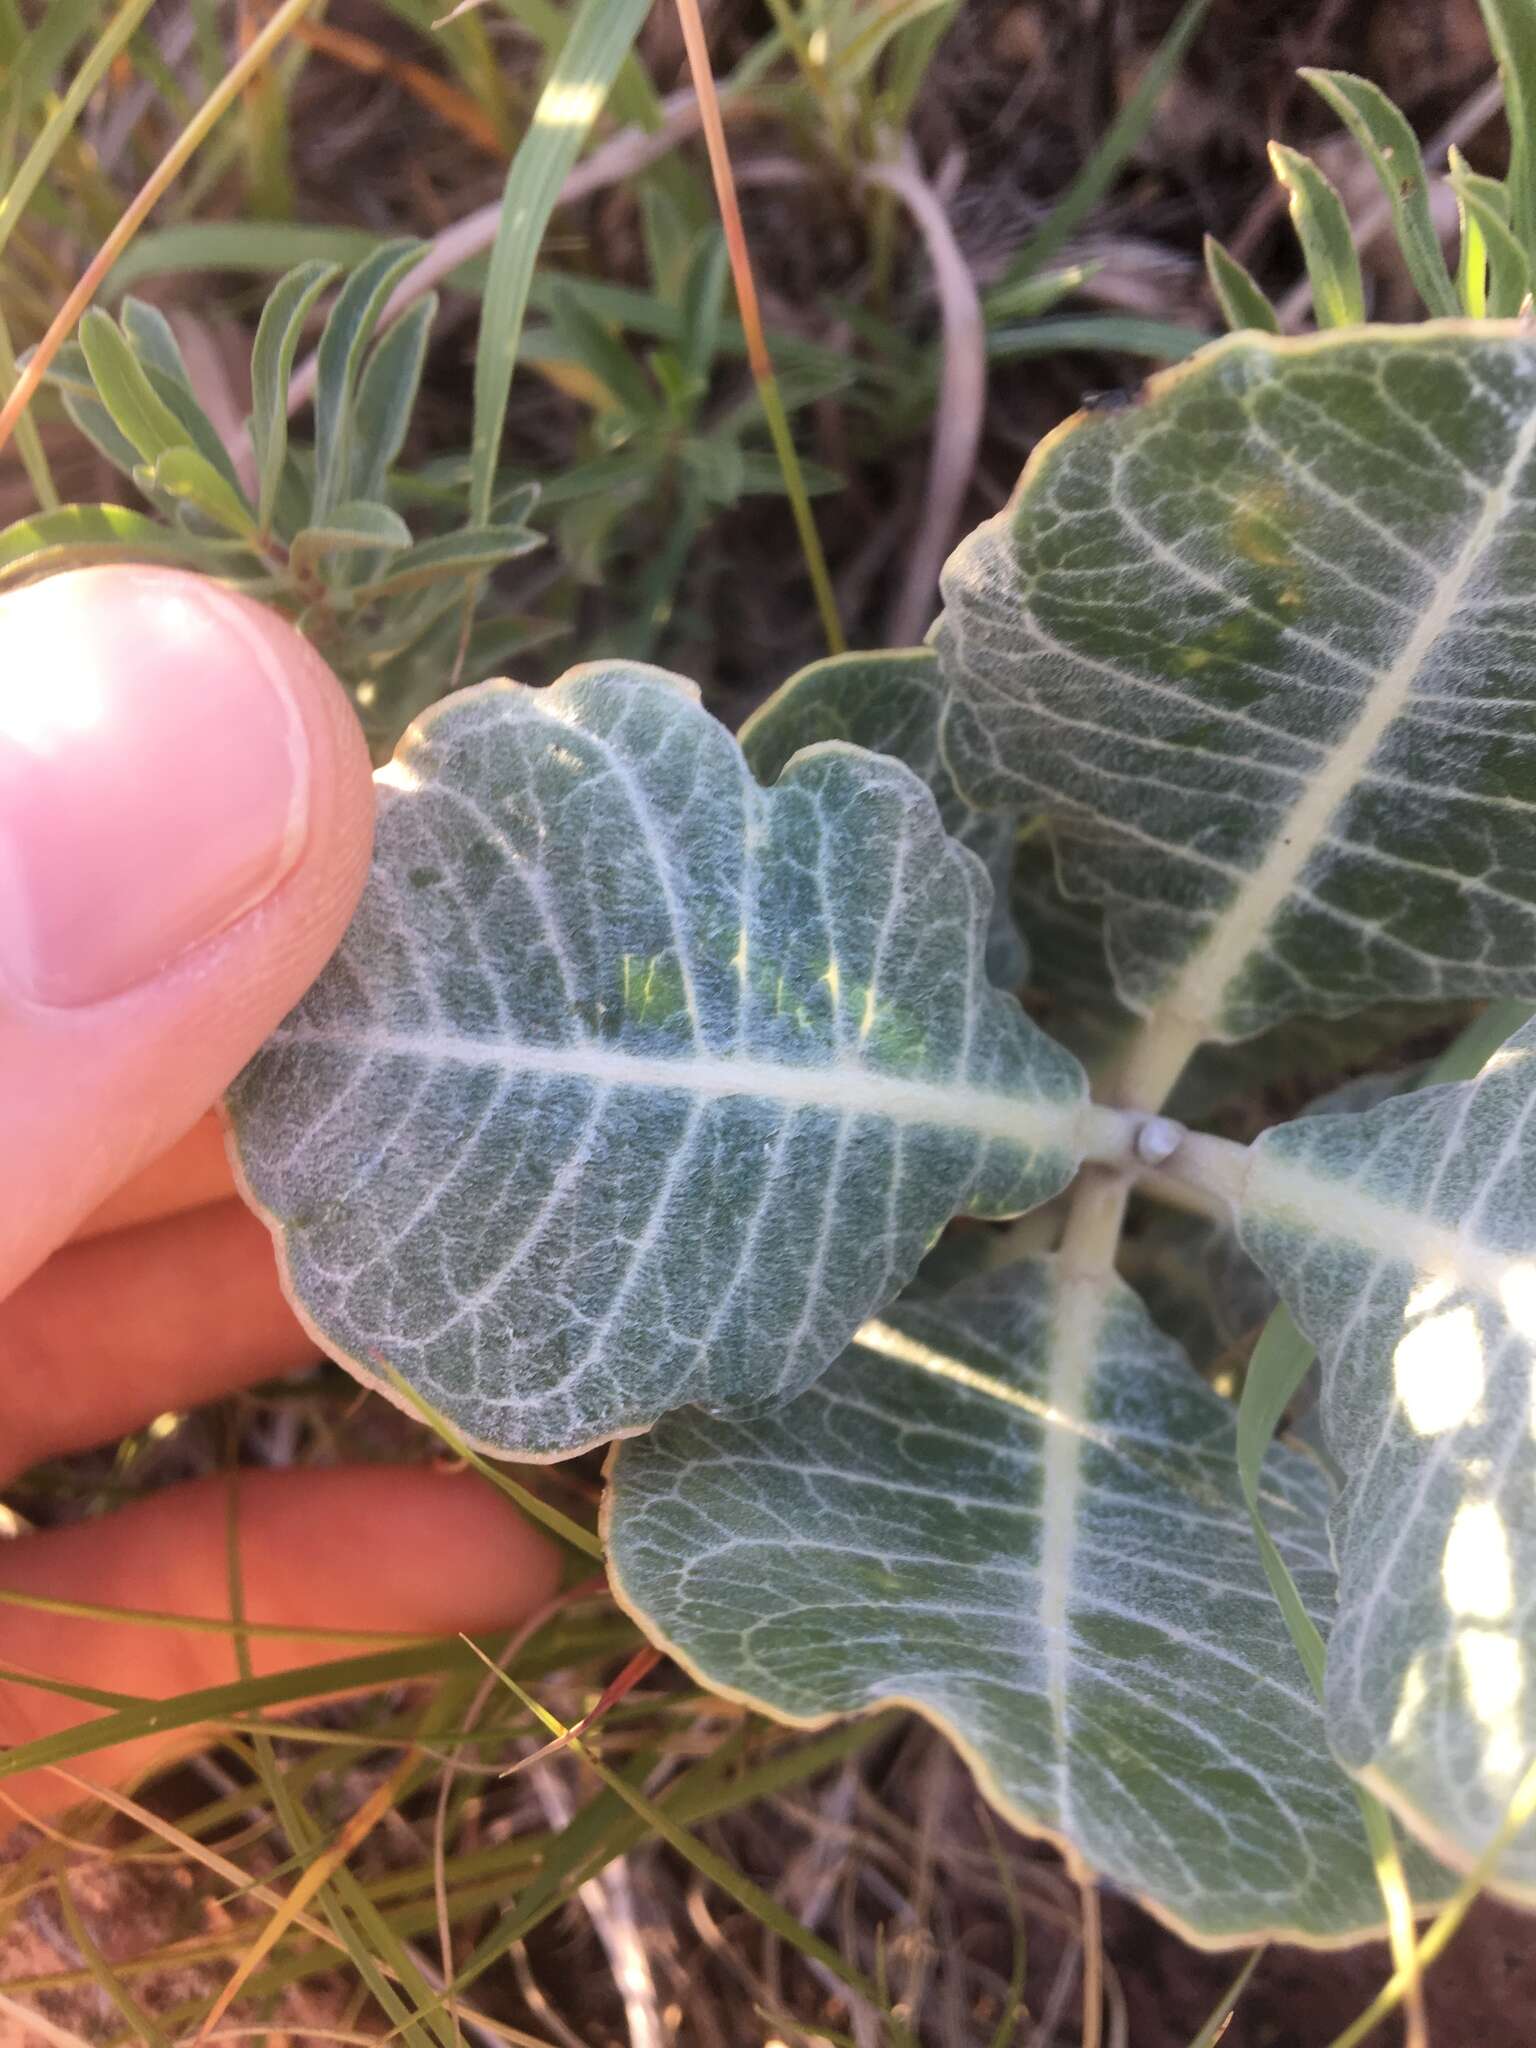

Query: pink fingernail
left=0, top=570, right=310, bottom=1008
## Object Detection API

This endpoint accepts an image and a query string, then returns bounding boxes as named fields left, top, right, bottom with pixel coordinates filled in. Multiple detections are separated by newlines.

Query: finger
left=74, top=1112, right=234, bottom=1243
left=0, top=1202, right=319, bottom=1487
left=0, top=1465, right=565, bottom=1823
left=0, top=568, right=374, bottom=1294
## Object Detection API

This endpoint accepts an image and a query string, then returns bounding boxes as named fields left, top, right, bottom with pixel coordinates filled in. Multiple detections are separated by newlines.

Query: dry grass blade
left=461, top=1642, right=913, bottom=2046
left=194, top=1747, right=422, bottom=2042
left=672, top=0, right=845, bottom=654
left=287, top=16, right=506, bottom=158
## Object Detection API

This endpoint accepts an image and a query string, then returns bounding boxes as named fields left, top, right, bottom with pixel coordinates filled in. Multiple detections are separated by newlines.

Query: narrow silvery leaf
left=935, top=329, right=1536, bottom=1046
left=311, top=241, right=421, bottom=526
left=1232, top=1017, right=1536, bottom=1893
left=1268, top=145, right=1367, bottom=328
left=78, top=310, right=187, bottom=466
left=227, top=665, right=1095, bottom=1458
left=250, top=259, right=339, bottom=534
left=351, top=295, right=438, bottom=505
left=608, top=1259, right=1408, bottom=1944
left=740, top=649, right=1028, bottom=988
left=1299, top=69, right=1459, bottom=318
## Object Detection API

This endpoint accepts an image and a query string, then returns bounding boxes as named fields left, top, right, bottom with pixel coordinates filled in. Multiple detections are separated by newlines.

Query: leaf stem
left=673, top=0, right=846, bottom=655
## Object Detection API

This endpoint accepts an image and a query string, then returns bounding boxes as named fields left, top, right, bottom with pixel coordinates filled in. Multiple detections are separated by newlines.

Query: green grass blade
left=1203, top=234, right=1281, bottom=332
left=1268, top=142, right=1367, bottom=327
left=0, top=0, right=157, bottom=266
left=468, top=1653, right=913, bottom=2042
left=987, top=314, right=1208, bottom=362
left=1478, top=0, right=1536, bottom=259
left=469, top=0, right=653, bottom=526
left=0, top=305, right=56, bottom=508
left=1300, top=68, right=1459, bottom=317
left=1325, top=1757, right=1536, bottom=2048
left=0, top=1619, right=629, bottom=1785
left=1235, top=1306, right=1327, bottom=1692
left=251, top=258, right=339, bottom=532
left=1423, top=997, right=1536, bottom=1085
left=374, top=1357, right=604, bottom=1560
left=1455, top=182, right=1490, bottom=316
left=1184, top=1949, right=1265, bottom=2048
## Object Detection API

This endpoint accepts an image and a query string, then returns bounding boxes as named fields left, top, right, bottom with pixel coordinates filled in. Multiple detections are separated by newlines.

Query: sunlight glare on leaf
left=373, top=756, right=419, bottom=793
left=538, top=82, right=606, bottom=129
left=1392, top=1303, right=1485, bottom=1437
left=1459, top=1631, right=1526, bottom=1780
left=1443, top=1501, right=1514, bottom=1621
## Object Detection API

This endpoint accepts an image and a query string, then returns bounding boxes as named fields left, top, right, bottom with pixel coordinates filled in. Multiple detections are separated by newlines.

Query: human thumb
left=0, top=567, right=374, bottom=1293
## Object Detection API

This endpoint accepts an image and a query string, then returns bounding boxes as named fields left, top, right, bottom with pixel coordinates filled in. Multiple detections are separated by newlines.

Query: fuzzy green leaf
left=288, top=501, right=413, bottom=581
left=227, top=666, right=1095, bottom=1458
left=935, top=328, right=1536, bottom=1047
left=608, top=1259, right=1418, bottom=1945
left=117, top=298, right=195, bottom=393
left=353, top=523, right=543, bottom=601
left=740, top=648, right=1028, bottom=989
left=1232, top=1016, right=1536, bottom=1895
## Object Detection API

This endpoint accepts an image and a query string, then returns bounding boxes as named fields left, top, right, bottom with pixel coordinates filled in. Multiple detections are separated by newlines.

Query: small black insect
left=1079, top=387, right=1134, bottom=413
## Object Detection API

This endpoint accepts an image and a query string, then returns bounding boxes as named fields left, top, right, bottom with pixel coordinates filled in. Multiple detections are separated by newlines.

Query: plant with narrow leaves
left=222, top=318, right=1536, bottom=1951
left=0, top=250, right=543, bottom=751
left=1205, top=1, right=1536, bottom=335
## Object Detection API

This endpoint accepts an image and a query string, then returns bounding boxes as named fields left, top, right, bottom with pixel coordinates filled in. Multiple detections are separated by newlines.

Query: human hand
left=0, top=569, right=560, bottom=1826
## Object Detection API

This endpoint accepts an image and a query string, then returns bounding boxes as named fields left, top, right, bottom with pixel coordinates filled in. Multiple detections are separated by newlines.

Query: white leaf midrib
left=1156, top=394, right=1536, bottom=1036
left=1247, top=1150, right=1530, bottom=1301
left=270, top=1023, right=1083, bottom=1152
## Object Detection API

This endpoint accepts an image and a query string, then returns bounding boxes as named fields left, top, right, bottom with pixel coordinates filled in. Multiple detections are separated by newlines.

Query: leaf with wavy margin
left=607, top=1257, right=1427, bottom=1944
left=935, top=326, right=1536, bottom=1044
left=740, top=648, right=1028, bottom=989
left=227, top=664, right=1100, bottom=1458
